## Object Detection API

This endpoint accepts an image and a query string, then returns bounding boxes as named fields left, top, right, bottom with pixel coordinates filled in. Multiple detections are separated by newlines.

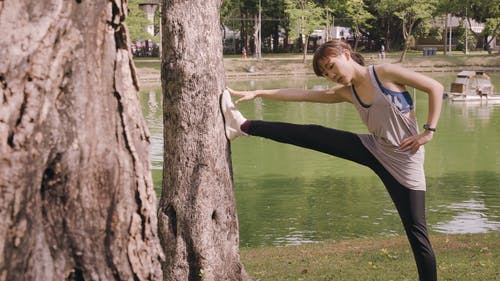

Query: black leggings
left=245, top=120, right=437, bottom=281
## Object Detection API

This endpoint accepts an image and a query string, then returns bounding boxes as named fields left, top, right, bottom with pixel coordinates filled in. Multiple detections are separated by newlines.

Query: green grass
left=134, top=60, right=162, bottom=71
left=240, top=233, right=499, bottom=281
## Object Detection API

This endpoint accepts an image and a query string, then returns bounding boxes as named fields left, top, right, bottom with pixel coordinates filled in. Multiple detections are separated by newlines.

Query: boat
left=445, top=71, right=500, bottom=103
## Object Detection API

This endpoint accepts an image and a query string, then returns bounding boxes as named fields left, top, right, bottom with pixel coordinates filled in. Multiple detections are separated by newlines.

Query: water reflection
left=273, top=229, right=318, bottom=246
left=148, top=90, right=159, bottom=110
left=448, top=101, right=500, bottom=129
left=433, top=199, right=500, bottom=234
left=140, top=73, right=500, bottom=247
left=143, top=89, right=163, bottom=170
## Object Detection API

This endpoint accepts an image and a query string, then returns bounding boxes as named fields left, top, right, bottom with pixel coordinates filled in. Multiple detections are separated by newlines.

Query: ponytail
left=350, top=52, right=365, bottom=66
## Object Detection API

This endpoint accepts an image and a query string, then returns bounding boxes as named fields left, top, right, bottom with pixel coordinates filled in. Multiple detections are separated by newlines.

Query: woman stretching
left=221, top=40, right=443, bottom=281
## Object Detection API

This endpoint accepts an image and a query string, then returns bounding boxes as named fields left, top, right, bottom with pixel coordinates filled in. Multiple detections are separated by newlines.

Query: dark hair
left=312, top=40, right=365, bottom=77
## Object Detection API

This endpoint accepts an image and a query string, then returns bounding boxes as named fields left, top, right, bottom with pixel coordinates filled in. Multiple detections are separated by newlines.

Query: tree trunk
left=399, top=20, right=411, bottom=62
left=353, top=20, right=360, bottom=52
left=385, top=16, right=392, bottom=52
left=160, top=0, right=249, bottom=280
left=302, top=35, right=309, bottom=63
left=443, top=14, right=448, bottom=56
left=0, top=1, right=164, bottom=280
left=254, top=14, right=260, bottom=59
left=273, top=25, right=280, bottom=53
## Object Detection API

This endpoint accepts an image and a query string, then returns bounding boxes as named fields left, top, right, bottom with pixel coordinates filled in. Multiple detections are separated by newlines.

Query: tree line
left=220, top=0, right=499, bottom=60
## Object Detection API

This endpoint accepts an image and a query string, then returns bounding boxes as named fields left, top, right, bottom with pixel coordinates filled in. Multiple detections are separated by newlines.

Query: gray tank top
left=352, top=66, right=426, bottom=191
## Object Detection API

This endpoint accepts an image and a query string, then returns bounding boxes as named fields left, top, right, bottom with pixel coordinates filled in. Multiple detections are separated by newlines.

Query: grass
left=134, top=60, right=162, bottom=71
left=240, top=233, right=499, bottom=281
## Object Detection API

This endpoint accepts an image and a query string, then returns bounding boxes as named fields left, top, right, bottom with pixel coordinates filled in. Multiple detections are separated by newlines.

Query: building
left=415, top=15, right=497, bottom=51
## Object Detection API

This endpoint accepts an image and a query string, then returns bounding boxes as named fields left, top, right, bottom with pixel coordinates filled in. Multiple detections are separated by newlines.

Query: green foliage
left=379, top=0, right=438, bottom=60
left=483, top=17, right=500, bottom=38
left=437, top=0, right=500, bottom=32
left=435, top=0, right=499, bottom=50
left=218, top=0, right=497, bottom=54
left=221, top=0, right=239, bottom=20
left=335, top=0, right=374, bottom=50
left=455, top=25, right=478, bottom=51
left=284, top=0, right=323, bottom=39
left=426, top=26, right=444, bottom=41
left=335, top=0, right=374, bottom=32
left=463, top=0, right=500, bottom=23
left=125, top=0, right=159, bottom=42
left=391, top=0, right=438, bottom=32
left=435, top=0, right=463, bottom=15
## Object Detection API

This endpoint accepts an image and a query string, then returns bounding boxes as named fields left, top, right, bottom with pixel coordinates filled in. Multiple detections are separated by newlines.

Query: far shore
left=134, top=51, right=500, bottom=86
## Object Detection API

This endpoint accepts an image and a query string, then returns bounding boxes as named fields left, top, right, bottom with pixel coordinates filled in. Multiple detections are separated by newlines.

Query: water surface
left=142, top=72, right=500, bottom=247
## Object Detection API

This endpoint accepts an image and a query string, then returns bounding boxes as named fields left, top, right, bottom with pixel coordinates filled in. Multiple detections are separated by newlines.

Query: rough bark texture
left=159, top=0, right=249, bottom=280
left=0, top=1, right=164, bottom=280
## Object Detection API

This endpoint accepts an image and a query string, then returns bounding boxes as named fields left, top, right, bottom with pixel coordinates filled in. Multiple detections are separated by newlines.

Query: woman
left=221, top=40, right=443, bottom=281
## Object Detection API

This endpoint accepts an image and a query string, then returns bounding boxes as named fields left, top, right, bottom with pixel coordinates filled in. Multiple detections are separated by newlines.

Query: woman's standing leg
left=374, top=169, right=437, bottom=281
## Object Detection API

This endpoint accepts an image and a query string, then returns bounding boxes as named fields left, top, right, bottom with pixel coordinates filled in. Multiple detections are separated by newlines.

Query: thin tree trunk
left=386, top=16, right=392, bottom=52
left=399, top=20, right=413, bottom=62
left=160, top=0, right=249, bottom=280
left=0, top=1, right=164, bottom=280
left=254, top=14, right=260, bottom=58
left=444, top=14, right=448, bottom=56
left=273, top=24, right=280, bottom=53
left=466, top=17, right=483, bottom=50
left=303, top=35, right=309, bottom=63
left=354, top=27, right=360, bottom=51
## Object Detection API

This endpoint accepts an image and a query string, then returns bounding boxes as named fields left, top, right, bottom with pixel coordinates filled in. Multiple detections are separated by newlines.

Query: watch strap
left=423, top=124, right=436, bottom=132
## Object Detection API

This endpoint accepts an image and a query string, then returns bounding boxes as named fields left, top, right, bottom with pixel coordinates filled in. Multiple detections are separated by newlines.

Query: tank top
left=351, top=65, right=426, bottom=191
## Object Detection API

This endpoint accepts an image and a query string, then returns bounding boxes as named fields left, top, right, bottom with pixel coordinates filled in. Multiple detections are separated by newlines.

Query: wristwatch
left=423, top=124, right=436, bottom=132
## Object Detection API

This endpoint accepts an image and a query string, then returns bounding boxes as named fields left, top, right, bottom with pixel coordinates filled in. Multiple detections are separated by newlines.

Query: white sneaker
left=220, top=89, right=247, bottom=140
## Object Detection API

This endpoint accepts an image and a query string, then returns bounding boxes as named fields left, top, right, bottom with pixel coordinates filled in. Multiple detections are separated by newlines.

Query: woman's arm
left=379, top=64, right=444, bottom=153
left=227, top=86, right=351, bottom=104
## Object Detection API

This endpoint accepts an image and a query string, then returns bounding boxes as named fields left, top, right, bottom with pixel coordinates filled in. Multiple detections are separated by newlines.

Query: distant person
left=241, top=47, right=247, bottom=59
left=476, top=86, right=486, bottom=96
left=379, top=44, right=386, bottom=59
left=221, top=39, right=443, bottom=281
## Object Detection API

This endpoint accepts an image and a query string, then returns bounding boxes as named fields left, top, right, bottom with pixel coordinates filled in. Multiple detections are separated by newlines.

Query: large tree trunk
left=160, top=0, right=249, bottom=280
left=0, top=1, right=164, bottom=280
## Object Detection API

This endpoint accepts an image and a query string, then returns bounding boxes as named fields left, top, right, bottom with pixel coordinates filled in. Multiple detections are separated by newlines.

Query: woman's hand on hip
left=399, top=131, right=434, bottom=153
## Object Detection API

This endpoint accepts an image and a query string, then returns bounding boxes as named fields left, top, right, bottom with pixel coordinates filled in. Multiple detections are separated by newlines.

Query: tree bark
left=160, top=0, right=249, bottom=280
left=0, top=1, right=164, bottom=280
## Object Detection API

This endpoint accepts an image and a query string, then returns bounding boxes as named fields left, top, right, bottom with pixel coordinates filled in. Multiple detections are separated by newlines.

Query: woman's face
left=319, top=51, right=353, bottom=85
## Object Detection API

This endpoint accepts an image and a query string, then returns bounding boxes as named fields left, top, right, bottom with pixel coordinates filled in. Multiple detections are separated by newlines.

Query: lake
left=141, top=72, right=500, bottom=248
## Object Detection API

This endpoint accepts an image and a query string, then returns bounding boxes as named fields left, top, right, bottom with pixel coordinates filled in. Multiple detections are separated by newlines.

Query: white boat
left=448, top=94, right=500, bottom=104
left=446, top=71, right=500, bottom=103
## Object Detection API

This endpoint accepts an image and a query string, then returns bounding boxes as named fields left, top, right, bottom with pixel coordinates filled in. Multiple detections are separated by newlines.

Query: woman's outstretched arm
left=227, top=86, right=352, bottom=104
